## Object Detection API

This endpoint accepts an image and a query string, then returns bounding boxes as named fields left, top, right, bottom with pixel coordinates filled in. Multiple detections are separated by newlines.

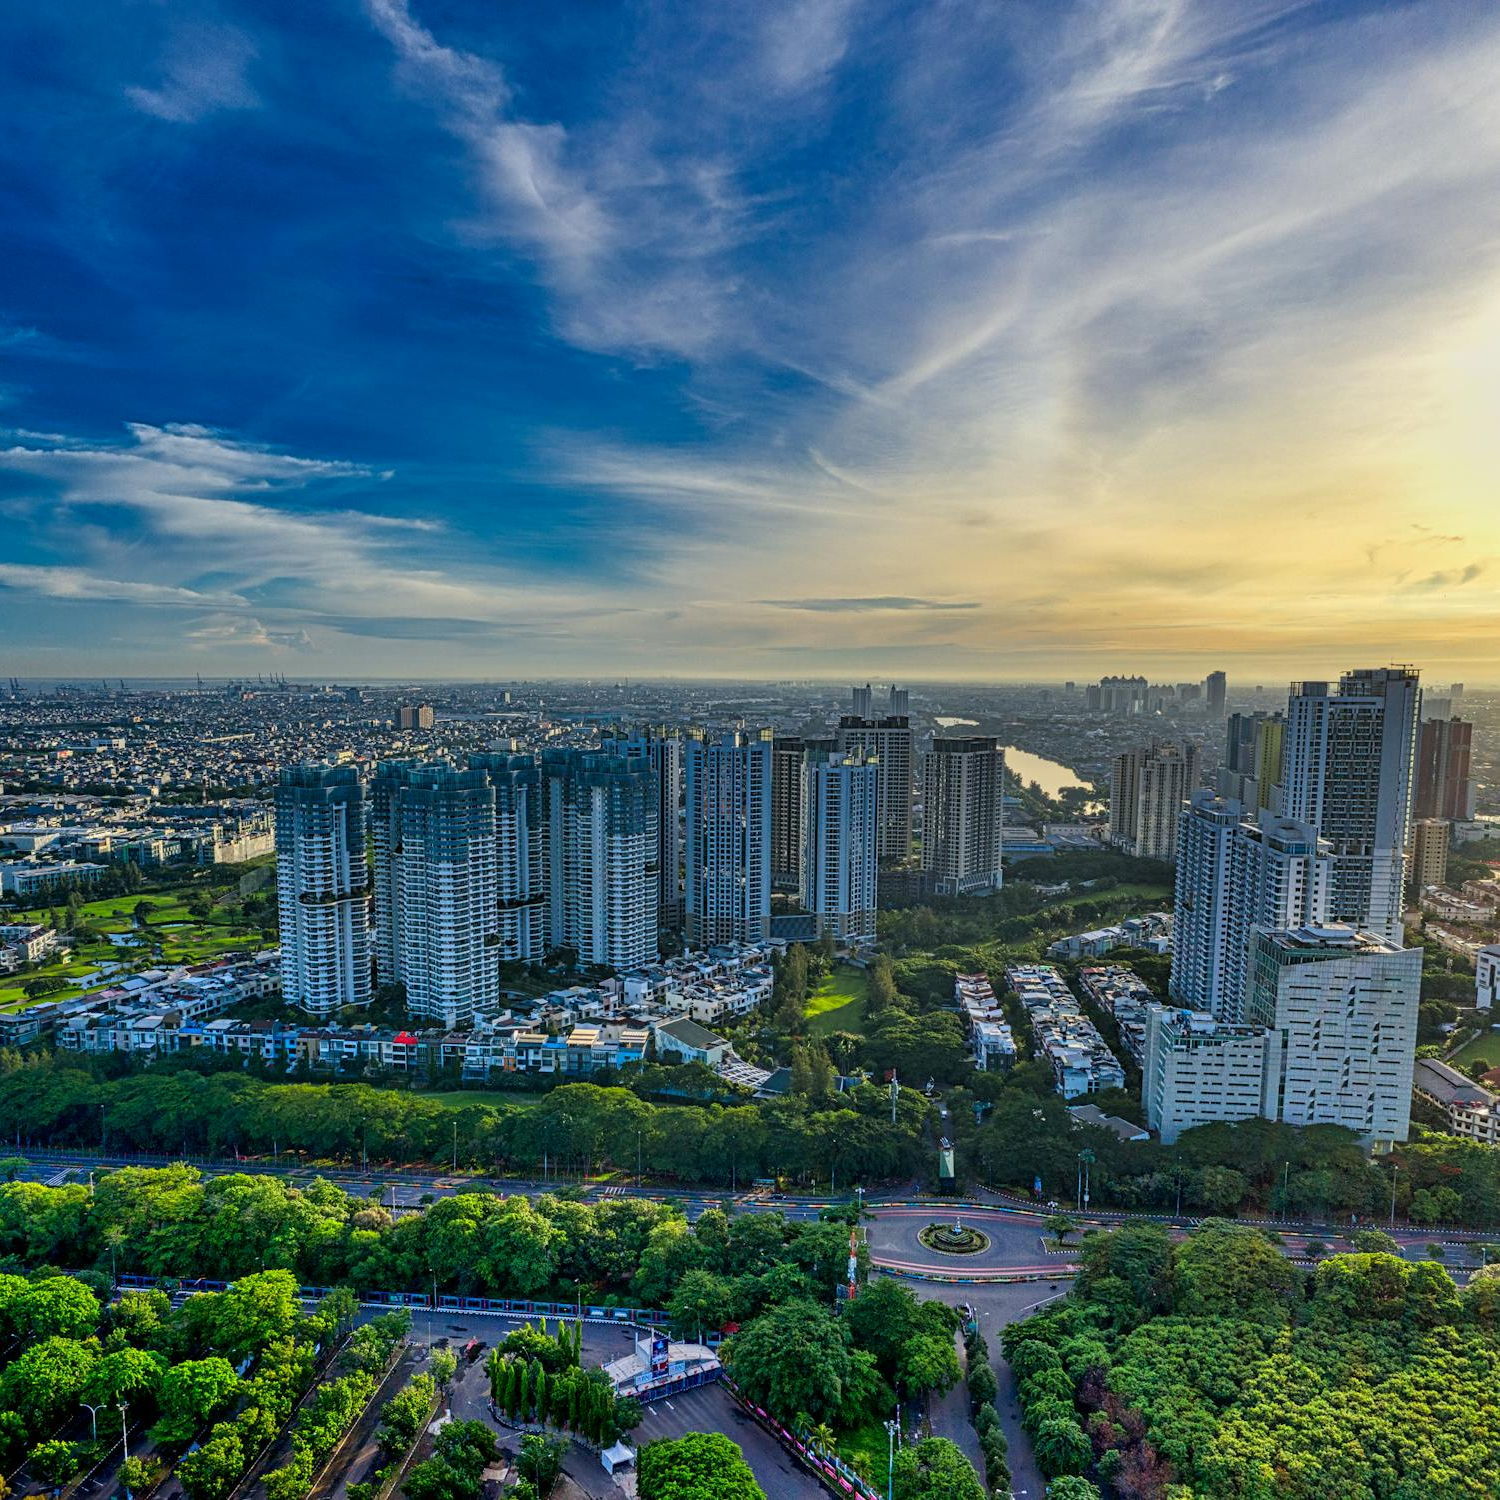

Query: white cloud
left=126, top=23, right=259, bottom=123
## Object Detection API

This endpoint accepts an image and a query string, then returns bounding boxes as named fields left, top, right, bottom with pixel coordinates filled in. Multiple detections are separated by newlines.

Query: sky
left=1, top=0, right=1498, bottom=684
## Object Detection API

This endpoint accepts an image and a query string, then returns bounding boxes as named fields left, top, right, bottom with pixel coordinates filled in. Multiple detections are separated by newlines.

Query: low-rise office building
left=1413, top=1057, right=1500, bottom=1145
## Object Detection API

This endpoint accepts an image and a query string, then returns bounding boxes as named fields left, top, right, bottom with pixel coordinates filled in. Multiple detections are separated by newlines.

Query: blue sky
left=2, top=1, right=1498, bottom=681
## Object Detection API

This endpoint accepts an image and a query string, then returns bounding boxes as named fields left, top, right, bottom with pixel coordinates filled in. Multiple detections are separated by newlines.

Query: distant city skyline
left=3, top=2, right=1499, bottom=680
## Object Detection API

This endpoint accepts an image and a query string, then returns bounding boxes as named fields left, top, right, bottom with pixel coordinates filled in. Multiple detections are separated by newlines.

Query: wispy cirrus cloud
left=759, top=596, right=980, bottom=612
left=126, top=22, right=260, bottom=123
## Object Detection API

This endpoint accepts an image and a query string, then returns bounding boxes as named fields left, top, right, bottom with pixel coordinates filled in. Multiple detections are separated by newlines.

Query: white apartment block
left=274, top=765, right=371, bottom=1017
left=470, top=753, right=547, bottom=964
left=954, top=973, right=1017, bottom=1070
left=1170, top=793, right=1331, bottom=1022
left=1143, top=1005, right=1273, bottom=1144
left=1248, top=924, right=1420, bottom=1147
left=1110, top=742, right=1200, bottom=861
left=604, top=727, right=683, bottom=931
left=374, top=764, right=500, bottom=1028
left=542, top=748, right=660, bottom=970
left=921, top=737, right=1005, bottom=896
left=1479, top=946, right=1500, bottom=1011
left=1281, top=668, right=1420, bottom=945
left=801, top=749, right=879, bottom=946
left=684, top=732, right=772, bottom=947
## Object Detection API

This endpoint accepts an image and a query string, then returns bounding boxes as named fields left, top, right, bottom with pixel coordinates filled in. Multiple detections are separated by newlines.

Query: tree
left=153, top=1358, right=242, bottom=1445
left=722, top=1300, right=874, bottom=1426
left=516, top=1434, right=567, bottom=1496
left=897, top=1334, right=961, bottom=1401
left=891, top=1437, right=985, bottom=1500
left=637, top=1433, right=766, bottom=1500
left=1045, top=1214, right=1077, bottom=1246
left=1032, top=1416, right=1091, bottom=1477
left=10, top=1275, right=100, bottom=1341
left=178, top=1429, right=246, bottom=1500
left=29, top=1439, right=81, bottom=1487
left=83, top=1347, right=166, bottom=1410
left=0, top=1336, right=99, bottom=1435
left=1175, top=1222, right=1298, bottom=1324
left=209, top=1270, right=301, bottom=1360
left=1047, top=1480, right=1102, bottom=1500
left=667, top=1269, right=736, bottom=1339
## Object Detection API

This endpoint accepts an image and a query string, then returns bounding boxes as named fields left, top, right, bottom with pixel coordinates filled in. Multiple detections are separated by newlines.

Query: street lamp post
left=1282, top=1160, right=1291, bottom=1223
left=118, top=1402, right=131, bottom=1498
left=81, top=1402, right=103, bottom=1441
left=884, top=1417, right=900, bottom=1500
left=1390, top=1162, right=1400, bottom=1228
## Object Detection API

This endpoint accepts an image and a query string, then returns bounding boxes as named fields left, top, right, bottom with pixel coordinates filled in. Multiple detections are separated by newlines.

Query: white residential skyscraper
left=801, top=748, right=879, bottom=946
left=603, top=726, right=683, bottom=932
left=1280, top=668, right=1420, bottom=944
left=1170, top=790, right=1332, bottom=1021
left=1110, top=742, right=1201, bottom=861
left=540, top=748, right=659, bottom=969
left=275, top=764, right=371, bottom=1017
left=920, top=737, right=1005, bottom=896
left=469, top=752, right=547, bottom=965
left=373, top=763, right=499, bottom=1027
left=684, top=730, right=772, bottom=946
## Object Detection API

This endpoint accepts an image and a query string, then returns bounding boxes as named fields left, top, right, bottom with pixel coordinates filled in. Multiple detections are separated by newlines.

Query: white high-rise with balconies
left=1170, top=790, right=1333, bottom=1021
left=684, top=730, right=772, bottom=945
left=540, top=748, right=659, bottom=969
left=801, top=747, right=879, bottom=946
left=371, top=762, right=499, bottom=1027
left=275, top=764, right=371, bottom=1017
left=1280, top=668, right=1420, bottom=944
left=469, top=752, right=547, bottom=965
left=603, top=726, right=683, bottom=933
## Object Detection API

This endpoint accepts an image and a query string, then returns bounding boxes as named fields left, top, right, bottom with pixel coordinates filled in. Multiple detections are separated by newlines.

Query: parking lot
left=633, top=1384, right=828, bottom=1500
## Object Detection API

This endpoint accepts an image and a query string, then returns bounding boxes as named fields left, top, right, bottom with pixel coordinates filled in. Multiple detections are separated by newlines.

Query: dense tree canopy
left=1005, top=1223, right=1500, bottom=1499
left=637, top=1432, right=766, bottom=1500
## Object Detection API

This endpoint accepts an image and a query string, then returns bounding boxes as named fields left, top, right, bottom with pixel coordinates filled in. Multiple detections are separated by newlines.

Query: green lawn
left=1049, top=881, right=1172, bottom=910
left=807, top=964, right=870, bottom=1038
left=1, top=886, right=266, bottom=1012
left=1444, top=1026, right=1500, bottom=1073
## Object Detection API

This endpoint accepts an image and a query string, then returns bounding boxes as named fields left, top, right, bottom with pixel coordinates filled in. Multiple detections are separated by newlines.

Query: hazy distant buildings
left=1110, top=741, right=1201, bottom=861
left=684, top=731, right=772, bottom=946
left=1219, top=712, right=1285, bottom=811
left=275, top=764, right=371, bottom=1017
left=801, top=747, right=879, bottom=946
left=1415, top=717, right=1475, bottom=822
left=836, top=714, right=913, bottom=863
left=1204, top=670, right=1227, bottom=717
left=1281, top=668, right=1420, bottom=944
left=397, top=704, right=434, bottom=730
left=921, top=737, right=1005, bottom=896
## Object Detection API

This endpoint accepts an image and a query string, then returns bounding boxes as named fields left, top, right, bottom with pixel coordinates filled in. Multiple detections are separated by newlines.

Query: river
left=934, top=719, right=1093, bottom=800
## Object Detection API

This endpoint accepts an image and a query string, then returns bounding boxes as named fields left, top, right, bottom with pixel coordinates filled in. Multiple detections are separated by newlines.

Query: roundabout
left=917, top=1218, right=992, bottom=1255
